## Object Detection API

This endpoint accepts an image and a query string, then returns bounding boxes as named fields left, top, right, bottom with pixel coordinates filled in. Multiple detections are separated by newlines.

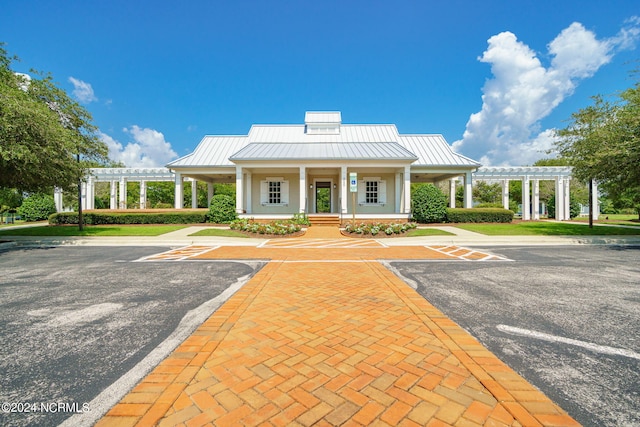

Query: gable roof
left=167, top=112, right=480, bottom=169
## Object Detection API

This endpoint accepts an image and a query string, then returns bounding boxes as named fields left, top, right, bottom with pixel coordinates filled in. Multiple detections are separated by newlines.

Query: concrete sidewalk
left=91, top=241, right=579, bottom=426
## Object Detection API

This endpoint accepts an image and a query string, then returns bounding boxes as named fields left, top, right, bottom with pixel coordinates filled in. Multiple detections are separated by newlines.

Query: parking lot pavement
left=389, top=245, right=640, bottom=427
left=0, top=246, right=263, bottom=427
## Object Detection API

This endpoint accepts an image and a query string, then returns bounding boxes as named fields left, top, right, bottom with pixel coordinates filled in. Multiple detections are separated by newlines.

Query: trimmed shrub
left=445, top=208, right=514, bottom=223
left=18, top=194, right=57, bottom=222
left=230, top=218, right=302, bottom=235
left=411, top=184, right=447, bottom=223
left=344, top=222, right=417, bottom=236
left=49, top=211, right=208, bottom=225
left=208, top=194, right=237, bottom=224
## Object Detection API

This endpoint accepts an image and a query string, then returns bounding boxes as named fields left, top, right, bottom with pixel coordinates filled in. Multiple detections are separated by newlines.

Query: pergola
left=472, top=166, right=598, bottom=221
left=57, top=165, right=595, bottom=221
left=54, top=168, right=213, bottom=212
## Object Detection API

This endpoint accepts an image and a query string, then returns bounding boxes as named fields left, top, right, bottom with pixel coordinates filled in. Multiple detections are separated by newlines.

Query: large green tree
left=0, top=44, right=108, bottom=193
left=555, top=77, right=640, bottom=218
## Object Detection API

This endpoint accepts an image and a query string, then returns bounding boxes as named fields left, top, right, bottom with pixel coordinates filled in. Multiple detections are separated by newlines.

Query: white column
left=532, top=179, right=540, bottom=220
left=119, top=177, right=127, bottom=209
left=501, top=179, right=510, bottom=210
left=80, top=181, right=87, bottom=211
left=299, top=166, right=306, bottom=214
left=246, top=173, right=252, bottom=214
left=403, top=166, right=411, bottom=214
left=86, top=177, right=95, bottom=210
left=463, top=172, right=473, bottom=209
left=235, top=166, right=243, bottom=214
left=191, top=179, right=198, bottom=208
left=449, top=178, right=456, bottom=208
left=341, top=166, right=348, bottom=215
left=555, top=177, right=565, bottom=220
left=207, top=183, right=214, bottom=207
left=139, top=180, right=146, bottom=209
left=564, top=178, right=571, bottom=220
left=395, top=172, right=402, bottom=213
left=174, top=173, right=183, bottom=209
left=592, top=180, right=599, bottom=220
left=522, top=177, right=530, bottom=220
left=110, top=181, right=117, bottom=209
left=54, top=187, right=64, bottom=212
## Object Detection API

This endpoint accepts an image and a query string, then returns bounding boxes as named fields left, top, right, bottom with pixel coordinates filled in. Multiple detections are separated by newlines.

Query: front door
left=315, top=182, right=331, bottom=213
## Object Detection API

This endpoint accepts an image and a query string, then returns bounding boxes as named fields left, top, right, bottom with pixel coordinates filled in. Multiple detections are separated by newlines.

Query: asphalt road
left=0, top=246, right=264, bottom=427
left=1, top=245, right=638, bottom=426
left=389, top=245, right=640, bottom=427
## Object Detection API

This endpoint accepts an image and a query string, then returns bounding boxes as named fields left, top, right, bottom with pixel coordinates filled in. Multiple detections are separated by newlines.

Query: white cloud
left=453, top=18, right=640, bottom=166
left=69, top=77, right=98, bottom=103
left=101, top=126, right=178, bottom=167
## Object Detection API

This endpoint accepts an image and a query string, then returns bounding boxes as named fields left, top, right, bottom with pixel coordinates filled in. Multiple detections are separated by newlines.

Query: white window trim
left=260, top=178, right=289, bottom=206
left=357, top=177, right=387, bottom=206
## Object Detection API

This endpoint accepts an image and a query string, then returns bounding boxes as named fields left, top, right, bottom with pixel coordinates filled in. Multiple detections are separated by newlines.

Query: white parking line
left=497, top=324, right=640, bottom=360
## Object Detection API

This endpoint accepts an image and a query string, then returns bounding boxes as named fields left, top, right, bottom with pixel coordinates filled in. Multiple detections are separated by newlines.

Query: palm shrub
left=411, top=184, right=447, bottom=223
left=207, top=194, right=237, bottom=223
left=18, top=193, right=57, bottom=221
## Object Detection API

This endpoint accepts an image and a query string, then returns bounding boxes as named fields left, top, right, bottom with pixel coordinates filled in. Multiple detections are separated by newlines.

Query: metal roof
left=229, top=142, right=418, bottom=161
left=167, top=113, right=480, bottom=169
left=399, top=135, right=480, bottom=167
left=167, top=136, right=248, bottom=167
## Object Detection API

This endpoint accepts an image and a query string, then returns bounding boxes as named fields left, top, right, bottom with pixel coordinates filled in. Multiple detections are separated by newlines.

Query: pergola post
left=140, top=180, right=147, bottom=209
left=501, top=179, right=509, bottom=210
left=449, top=178, right=456, bottom=208
left=463, top=172, right=473, bottom=209
left=191, top=179, right=198, bottom=208
left=591, top=181, right=599, bottom=220
left=54, top=187, right=64, bottom=212
left=522, top=177, right=530, bottom=220
left=532, top=179, right=540, bottom=220
left=174, top=173, right=183, bottom=209
left=564, top=179, right=571, bottom=220
left=118, top=177, right=127, bottom=209
left=555, top=177, right=565, bottom=220
left=110, top=181, right=117, bottom=209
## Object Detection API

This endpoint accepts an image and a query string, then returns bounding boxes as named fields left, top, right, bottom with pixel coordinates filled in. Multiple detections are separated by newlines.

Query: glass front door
left=315, top=182, right=331, bottom=213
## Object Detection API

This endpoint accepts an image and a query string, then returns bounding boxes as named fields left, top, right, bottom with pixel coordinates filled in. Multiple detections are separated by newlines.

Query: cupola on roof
left=305, top=111, right=341, bottom=134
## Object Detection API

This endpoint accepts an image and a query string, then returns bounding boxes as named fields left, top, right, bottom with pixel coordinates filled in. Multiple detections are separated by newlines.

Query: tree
left=555, top=76, right=640, bottom=219
left=0, top=44, right=108, bottom=193
left=411, top=184, right=447, bottom=223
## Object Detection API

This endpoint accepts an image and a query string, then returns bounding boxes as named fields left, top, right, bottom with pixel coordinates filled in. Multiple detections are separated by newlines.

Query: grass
left=0, top=225, right=187, bottom=237
left=405, top=228, right=454, bottom=237
left=455, top=221, right=640, bottom=236
left=188, top=228, right=249, bottom=238
left=571, top=214, right=640, bottom=227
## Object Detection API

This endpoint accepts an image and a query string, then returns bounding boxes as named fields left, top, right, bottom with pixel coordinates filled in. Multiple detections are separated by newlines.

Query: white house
left=166, top=111, right=480, bottom=220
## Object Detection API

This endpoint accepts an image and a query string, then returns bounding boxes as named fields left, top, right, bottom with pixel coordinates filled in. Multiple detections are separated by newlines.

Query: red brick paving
left=98, top=240, right=578, bottom=426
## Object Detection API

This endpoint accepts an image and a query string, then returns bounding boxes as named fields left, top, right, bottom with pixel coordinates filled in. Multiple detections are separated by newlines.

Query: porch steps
left=308, top=215, right=341, bottom=227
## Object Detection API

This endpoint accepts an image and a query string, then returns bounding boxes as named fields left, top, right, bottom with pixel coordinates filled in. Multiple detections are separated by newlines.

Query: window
left=357, top=177, right=386, bottom=206
left=365, top=181, right=378, bottom=204
left=268, top=181, right=281, bottom=204
left=260, top=178, right=289, bottom=206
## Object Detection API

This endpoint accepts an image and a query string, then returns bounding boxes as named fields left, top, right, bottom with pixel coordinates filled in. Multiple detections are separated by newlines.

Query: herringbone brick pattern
left=98, top=256, right=578, bottom=426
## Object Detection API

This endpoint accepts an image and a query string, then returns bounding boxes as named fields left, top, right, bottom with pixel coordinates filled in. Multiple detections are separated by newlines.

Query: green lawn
left=455, top=222, right=640, bottom=236
left=571, top=214, right=640, bottom=227
left=405, top=228, right=454, bottom=237
left=188, top=228, right=249, bottom=238
left=0, top=225, right=187, bottom=236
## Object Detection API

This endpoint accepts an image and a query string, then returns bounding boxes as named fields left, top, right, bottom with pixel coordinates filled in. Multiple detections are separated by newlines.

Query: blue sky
left=2, top=0, right=639, bottom=167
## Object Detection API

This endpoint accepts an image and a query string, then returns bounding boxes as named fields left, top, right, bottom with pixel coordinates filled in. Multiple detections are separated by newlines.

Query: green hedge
left=446, top=208, right=514, bottom=223
left=49, top=211, right=208, bottom=225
